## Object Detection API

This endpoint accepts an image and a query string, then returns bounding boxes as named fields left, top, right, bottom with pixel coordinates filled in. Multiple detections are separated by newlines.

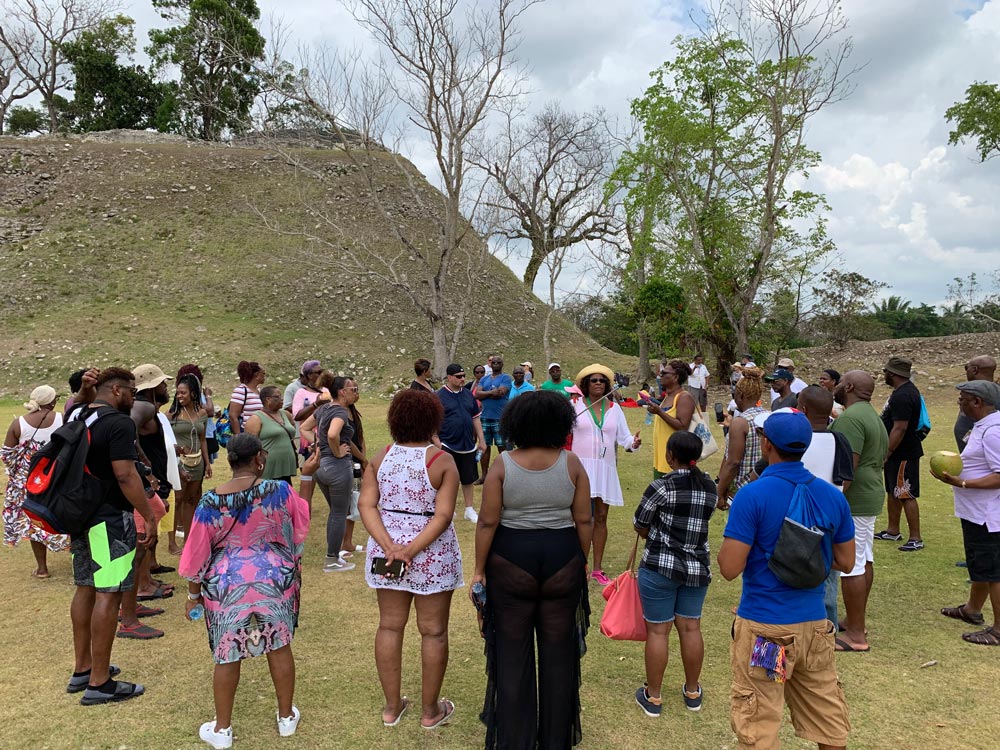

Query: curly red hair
left=387, top=389, right=443, bottom=444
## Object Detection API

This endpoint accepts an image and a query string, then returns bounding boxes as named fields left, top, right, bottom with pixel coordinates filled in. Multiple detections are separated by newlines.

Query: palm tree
left=871, top=295, right=911, bottom=314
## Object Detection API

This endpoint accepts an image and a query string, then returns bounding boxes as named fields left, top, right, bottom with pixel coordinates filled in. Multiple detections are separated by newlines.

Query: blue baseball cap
left=763, top=367, right=794, bottom=383
left=752, top=408, right=812, bottom=453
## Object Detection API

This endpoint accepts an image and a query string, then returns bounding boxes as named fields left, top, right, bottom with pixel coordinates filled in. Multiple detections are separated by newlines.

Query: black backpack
left=22, top=406, right=111, bottom=537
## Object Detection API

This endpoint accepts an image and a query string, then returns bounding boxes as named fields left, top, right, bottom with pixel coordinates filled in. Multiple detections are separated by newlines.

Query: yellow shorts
left=730, top=616, right=850, bottom=749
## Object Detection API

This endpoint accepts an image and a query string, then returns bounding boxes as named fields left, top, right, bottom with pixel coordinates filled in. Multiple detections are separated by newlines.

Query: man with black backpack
left=67, top=367, right=157, bottom=705
left=718, top=410, right=855, bottom=750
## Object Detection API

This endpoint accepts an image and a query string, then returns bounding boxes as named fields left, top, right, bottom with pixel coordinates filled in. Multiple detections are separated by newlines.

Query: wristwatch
left=188, top=592, right=202, bottom=601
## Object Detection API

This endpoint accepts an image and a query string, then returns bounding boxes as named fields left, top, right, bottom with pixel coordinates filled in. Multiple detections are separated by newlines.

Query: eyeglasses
left=452, top=373, right=466, bottom=379
left=120, top=385, right=138, bottom=395
left=346, top=386, right=359, bottom=392
left=588, top=377, right=610, bottom=384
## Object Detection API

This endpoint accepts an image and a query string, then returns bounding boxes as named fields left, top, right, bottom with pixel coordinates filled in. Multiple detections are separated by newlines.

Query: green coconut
left=930, top=451, right=964, bottom=478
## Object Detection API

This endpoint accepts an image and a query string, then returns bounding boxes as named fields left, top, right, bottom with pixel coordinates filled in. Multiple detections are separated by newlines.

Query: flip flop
left=150, top=565, right=176, bottom=574
left=835, top=637, right=870, bottom=653
left=31, top=570, right=51, bottom=579
left=79, top=680, right=145, bottom=706
left=422, top=699, right=455, bottom=730
left=136, top=586, right=174, bottom=601
left=941, top=604, right=985, bottom=626
left=383, top=696, right=410, bottom=727
left=116, top=622, right=164, bottom=639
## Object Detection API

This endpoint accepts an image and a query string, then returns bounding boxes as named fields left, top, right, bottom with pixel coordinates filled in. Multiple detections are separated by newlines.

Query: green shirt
left=540, top=378, right=575, bottom=398
left=831, top=401, right=889, bottom=516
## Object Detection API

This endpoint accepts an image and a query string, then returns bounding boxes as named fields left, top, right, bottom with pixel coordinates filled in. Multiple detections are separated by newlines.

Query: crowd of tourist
left=3, top=350, right=1000, bottom=750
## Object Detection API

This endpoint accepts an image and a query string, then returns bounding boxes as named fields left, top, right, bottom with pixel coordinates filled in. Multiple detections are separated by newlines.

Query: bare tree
left=0, top=0, right=122, bottom=132
left=481, top=102, right=618, bottom=292
left=0, top=26, right=38, bottom=134
left=250, top=0, right=535, bottom=376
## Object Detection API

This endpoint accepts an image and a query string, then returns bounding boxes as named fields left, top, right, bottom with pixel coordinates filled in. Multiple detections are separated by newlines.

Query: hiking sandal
left=962, top=626, right=1000, bottom=646
left=941, top=604, right=985, bottom=626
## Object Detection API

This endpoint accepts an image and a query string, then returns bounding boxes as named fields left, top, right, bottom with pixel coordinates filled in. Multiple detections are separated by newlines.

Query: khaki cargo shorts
left=730, top=616, right=850, bottom=749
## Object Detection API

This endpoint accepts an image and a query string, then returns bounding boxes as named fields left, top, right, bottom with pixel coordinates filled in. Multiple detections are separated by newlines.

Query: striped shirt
left=230, top=384, right=262, bottom=425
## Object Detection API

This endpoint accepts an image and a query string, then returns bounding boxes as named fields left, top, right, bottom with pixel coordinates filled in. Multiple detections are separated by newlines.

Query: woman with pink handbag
left=632, top=431, right=717, bottom=717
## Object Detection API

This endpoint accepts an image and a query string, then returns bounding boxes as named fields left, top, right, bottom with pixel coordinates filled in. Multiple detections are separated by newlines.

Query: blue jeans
left=824, top=568, right=840, bottom=625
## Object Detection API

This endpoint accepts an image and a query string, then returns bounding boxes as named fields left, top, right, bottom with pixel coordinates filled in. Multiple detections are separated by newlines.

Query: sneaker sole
left=634, top=691, right=661, bottom=717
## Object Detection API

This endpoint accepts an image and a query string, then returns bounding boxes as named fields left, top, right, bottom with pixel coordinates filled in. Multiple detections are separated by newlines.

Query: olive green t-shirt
left=831, top=401, right=889, bottom=516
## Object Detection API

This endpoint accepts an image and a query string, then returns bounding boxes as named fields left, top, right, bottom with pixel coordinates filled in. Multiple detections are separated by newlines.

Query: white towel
left=158, top=413, right=182, bottom=490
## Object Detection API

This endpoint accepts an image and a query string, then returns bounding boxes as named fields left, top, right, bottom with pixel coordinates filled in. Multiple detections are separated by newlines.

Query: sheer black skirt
left=481, top=525, right=590, bottom=750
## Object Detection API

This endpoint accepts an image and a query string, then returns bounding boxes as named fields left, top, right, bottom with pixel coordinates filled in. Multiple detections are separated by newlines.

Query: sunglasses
left=588, top=377, right=610, bottom=384
left=453, top=373, right=466, bottom=378
left=346, top=386, right=359, bottom=392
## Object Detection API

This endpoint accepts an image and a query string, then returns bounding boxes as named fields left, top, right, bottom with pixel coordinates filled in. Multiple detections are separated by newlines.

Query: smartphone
left=471, top=581, right=487, bottom=613
left=714, top=402, right=725, bottom=423
left=371, top=557, right=406, bottom=578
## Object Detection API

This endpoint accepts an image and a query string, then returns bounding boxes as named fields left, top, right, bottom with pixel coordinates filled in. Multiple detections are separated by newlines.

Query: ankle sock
left=73, top=669, right=91, bottom=678
left=92, top=678, right=116, bottom=694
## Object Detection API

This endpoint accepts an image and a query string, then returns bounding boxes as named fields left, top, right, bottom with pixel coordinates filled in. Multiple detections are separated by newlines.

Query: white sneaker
left=464, top=506, right=479, bottom=523
left=277, top=705, right=300, bottom=737
left=323, top=559, right=356, bottom=573
left=199, top=721, right=233, bottom=749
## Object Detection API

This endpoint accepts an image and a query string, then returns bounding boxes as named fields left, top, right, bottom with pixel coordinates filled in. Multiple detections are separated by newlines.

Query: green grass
left=2, top=383, right=998, bottom=750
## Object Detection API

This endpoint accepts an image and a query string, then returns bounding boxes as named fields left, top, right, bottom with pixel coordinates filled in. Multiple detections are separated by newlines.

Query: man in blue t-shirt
left=475, top=355, right=513, bottom=482
left=718, top=410, right=855, bottom=750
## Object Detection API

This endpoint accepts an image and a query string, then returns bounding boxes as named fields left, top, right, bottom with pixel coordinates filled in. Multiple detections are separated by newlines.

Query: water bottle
left=189, top=603, right=204, bottom=621
left=475, top=449, right=482, bottom=463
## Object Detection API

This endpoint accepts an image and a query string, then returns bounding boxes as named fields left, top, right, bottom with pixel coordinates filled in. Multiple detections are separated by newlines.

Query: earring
left=257, top=463, right=265, bottom=472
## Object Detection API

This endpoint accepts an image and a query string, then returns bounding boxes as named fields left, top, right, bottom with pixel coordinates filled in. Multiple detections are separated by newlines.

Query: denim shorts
left=637, top=566, right=708, bottom=623
left=481, top=419, right=504, bottom=447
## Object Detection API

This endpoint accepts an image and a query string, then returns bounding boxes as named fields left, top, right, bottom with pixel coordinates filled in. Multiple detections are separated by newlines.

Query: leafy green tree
left=611, top=0, right=851, bottom=370
left=147, top=0, right=265, bottom=141
left=5, top=105, right=46, bottom=134
left=946, top=82, right=1000, bottom=161
left=57, top=15, right=176, bottom=132
left=560, top=294, right=639, bottom=356
left=870, top=297, right=944, bottom=339
left=634, top=278, right=688, bottom=357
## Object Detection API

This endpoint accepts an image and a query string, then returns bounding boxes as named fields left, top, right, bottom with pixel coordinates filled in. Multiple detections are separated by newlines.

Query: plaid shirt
left=633, top=469, right=718, bottom=587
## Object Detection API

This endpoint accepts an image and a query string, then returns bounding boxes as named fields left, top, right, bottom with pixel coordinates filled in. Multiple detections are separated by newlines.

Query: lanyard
left=585, top=398, right=606, bottom=430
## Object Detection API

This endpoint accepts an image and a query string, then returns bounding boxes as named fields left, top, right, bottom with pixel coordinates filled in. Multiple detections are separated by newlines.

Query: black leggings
left=483, top=526, right=589, bottom=750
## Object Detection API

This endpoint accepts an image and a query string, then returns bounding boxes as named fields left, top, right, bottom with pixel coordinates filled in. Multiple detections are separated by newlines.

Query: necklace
left=231, top=471, right=259, bottom=481
left=262, top=408, right=285, bottom=426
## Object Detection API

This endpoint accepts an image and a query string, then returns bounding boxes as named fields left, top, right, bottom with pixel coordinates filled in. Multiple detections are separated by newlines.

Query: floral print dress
left=365, top=444, right=463, bottom=594
left=2, top=414, right=69, bottom=551
left=178, top=479, right=310, bottom=664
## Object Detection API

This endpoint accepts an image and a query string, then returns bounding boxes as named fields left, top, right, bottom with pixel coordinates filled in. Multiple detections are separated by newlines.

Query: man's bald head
left=843, top=370, right=875, bottom=401
left=966, top=355, right=997, bottom=382
left=797, top=385, right=833, bottom=422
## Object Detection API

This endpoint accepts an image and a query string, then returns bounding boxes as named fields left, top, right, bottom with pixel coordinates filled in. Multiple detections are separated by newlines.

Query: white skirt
left=579, top=456, right=624, bottom=506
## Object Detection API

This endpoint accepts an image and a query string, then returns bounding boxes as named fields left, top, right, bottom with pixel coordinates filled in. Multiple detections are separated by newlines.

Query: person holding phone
left=358, top=389, right=463, bottom=730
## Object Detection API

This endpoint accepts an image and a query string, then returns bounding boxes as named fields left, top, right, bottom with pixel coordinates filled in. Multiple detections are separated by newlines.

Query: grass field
left=2, top=383, right=998, bottom=750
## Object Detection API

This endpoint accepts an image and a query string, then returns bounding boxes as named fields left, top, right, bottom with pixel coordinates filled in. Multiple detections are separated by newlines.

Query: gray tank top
left=500, top=450, right=576, bottom=530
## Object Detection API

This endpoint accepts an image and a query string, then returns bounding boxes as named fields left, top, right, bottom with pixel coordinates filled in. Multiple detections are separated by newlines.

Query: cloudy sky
left=123, top=0, right=1000, bottom=307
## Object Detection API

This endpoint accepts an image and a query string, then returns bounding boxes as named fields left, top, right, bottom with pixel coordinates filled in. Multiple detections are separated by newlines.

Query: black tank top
left=138, top=415, right=171, bottom=496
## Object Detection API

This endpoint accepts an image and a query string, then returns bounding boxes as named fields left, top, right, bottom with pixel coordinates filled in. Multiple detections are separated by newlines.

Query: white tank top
left=19, top=412, right=63, bottom=446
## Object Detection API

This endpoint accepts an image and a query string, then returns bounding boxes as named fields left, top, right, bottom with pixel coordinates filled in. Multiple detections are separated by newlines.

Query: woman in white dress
left=570, top=364, right=641, bottom=586
left=359, top=389, right=463, bottom=730
left=2, top=385, right=67, bottom=578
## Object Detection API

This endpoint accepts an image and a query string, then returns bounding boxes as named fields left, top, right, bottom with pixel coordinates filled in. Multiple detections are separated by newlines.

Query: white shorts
left=843, top=515, right=876, bottom=578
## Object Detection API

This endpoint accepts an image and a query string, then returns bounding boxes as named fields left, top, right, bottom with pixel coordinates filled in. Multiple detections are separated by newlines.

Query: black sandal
left=962, top=626, right=1000, bottom=646
left=79, top=680, right=145, bottom=705
left=941, top=604, right=985, bottom=626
